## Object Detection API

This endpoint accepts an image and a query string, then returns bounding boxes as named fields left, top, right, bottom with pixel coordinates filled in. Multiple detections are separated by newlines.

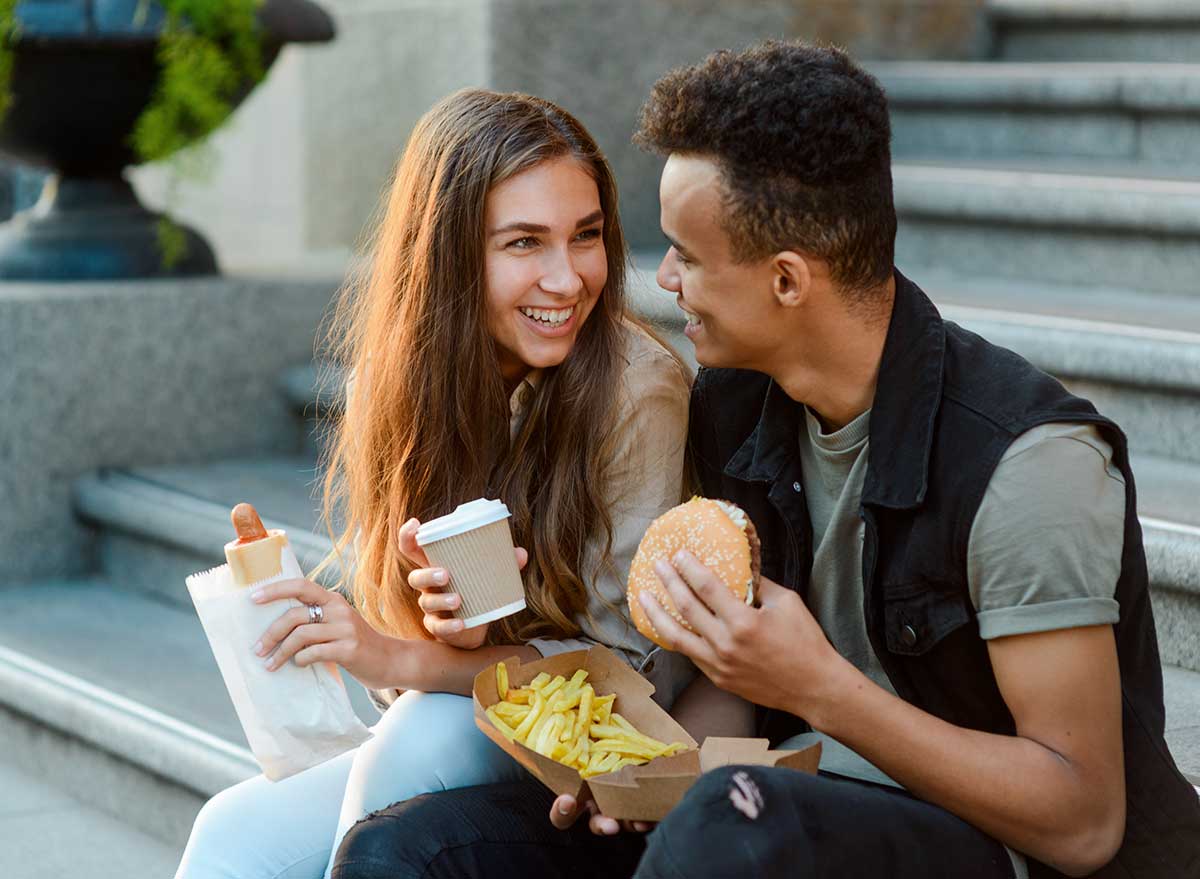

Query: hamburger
left=627, top=497, right=761, bottom=650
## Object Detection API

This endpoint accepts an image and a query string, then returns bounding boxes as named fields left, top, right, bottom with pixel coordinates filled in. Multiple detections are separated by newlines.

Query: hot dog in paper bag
left=186, top=503, right=370, bottom=781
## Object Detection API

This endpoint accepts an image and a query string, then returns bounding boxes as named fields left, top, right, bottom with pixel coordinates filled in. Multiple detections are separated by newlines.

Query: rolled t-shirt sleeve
left=968, top=422, right=1126, bottom=640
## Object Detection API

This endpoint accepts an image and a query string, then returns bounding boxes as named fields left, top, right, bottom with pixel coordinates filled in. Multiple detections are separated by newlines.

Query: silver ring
left=307, top=604, right=324, bottom=625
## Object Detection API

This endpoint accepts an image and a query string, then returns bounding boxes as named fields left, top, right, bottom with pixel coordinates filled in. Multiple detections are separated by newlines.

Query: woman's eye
left=575, top=228, right=602, bottom=242
left=508, top=236, right=538, bottom=249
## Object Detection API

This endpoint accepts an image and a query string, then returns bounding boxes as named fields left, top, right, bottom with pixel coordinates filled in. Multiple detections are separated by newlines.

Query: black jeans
left=332, top=766, right=1016, bottom=879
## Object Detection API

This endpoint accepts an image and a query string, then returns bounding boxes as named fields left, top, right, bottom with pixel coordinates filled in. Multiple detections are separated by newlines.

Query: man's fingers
left=398, top=518, right=431, bottom=568
left=417, top=591, right=461, bottom=614
left=637, top=588, right=714, bottom=665
left=653, top=559, right=722, bottom=644
left=671, top=551, right=745, bottom=618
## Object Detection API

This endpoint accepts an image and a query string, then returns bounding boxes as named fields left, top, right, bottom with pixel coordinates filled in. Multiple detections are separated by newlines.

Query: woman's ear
left=771, top=251, right=812, bottom=307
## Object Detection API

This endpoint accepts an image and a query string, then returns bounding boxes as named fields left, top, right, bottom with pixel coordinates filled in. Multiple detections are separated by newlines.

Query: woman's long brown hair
left=318, top=89, right=649, bottom=645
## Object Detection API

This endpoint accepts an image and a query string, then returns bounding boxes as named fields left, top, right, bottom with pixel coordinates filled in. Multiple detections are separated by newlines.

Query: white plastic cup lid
left=415, top=498, right=512, bottom=545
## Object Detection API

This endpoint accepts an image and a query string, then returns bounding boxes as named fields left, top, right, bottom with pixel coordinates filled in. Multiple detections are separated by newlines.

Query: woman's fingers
left=423, top=614, right=465, bottom=640
left=549, top=794, right=579, bottom=830
left=515, top=547, right=528, bottom=570
left=588, top=810, right=621, bottom=836
left=417, top=591, right=460, bottom=614
left=264, top=622, right=346, bottom=670
left=408, top=567, right=449, bottom=593
left=398, top=518, right=431, bottom=568
left=254, top=606, right=311, bottom=657
left=250, top=578, right=331, bottom=607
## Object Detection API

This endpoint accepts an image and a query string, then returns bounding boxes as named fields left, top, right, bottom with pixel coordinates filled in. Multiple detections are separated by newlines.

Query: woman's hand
left=398, top=517, right=529, bottom=650
left=251, top=578, right=402, bottom=692
left=549, top=793, right=655, bottom=836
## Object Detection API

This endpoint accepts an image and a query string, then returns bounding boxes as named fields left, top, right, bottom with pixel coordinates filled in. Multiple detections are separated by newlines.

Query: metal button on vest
left=900, top=625, right=918, bottom=648
left=792, top=481, right=802, bottom=492
left=642, top=658, right=656, bottom=674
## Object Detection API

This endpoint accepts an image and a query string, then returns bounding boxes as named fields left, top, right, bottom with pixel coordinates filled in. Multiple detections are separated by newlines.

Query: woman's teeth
left=520, top=305, right=574, bottom=328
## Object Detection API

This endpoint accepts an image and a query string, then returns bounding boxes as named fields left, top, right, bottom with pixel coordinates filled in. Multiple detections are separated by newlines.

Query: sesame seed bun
left=627, top=497, right=761, bottom=650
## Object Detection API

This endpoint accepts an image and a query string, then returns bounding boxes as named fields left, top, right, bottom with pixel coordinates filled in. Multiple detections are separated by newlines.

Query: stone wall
left=131, top=0, right=987, bottom=265
left=0, top=278, right=336, bottom=579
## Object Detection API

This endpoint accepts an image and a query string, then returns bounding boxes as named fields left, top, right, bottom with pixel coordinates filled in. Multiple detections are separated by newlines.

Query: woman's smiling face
left=484, top=156, right=608, bottom=387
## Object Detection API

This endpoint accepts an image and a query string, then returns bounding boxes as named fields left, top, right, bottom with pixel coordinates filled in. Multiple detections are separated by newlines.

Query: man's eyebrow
left=665, top=234, right=698, bottom=262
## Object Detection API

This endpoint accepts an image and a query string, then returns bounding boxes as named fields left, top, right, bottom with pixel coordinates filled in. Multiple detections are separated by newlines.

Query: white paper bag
left=187, top=545, right=372, bottom=781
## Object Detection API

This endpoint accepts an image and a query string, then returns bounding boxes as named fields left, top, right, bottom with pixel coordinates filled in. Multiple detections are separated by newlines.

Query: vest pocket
left=882, top=584, right=973, bottom=656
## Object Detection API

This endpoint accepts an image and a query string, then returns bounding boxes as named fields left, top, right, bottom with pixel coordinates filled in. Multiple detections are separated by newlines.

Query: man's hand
left=637, top=550, right=855, bottom=720
left=548, top=794, right=655, bottom=836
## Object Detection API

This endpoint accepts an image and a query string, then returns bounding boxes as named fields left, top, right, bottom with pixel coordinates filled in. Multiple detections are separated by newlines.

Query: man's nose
left=539, top=247, right=585, bottom=297
left=657, top=248, right=681, bottom=293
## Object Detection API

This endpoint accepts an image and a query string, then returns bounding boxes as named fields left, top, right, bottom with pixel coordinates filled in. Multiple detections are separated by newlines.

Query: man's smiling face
left=655, top=154, right=780, bottom=371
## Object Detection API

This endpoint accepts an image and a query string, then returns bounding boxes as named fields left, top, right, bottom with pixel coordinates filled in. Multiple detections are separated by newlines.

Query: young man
left=332, top=42, right=1200, bottom=879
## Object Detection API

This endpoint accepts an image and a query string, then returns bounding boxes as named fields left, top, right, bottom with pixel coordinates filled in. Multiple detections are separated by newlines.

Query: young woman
left=172, top=89, right=741, bottom=879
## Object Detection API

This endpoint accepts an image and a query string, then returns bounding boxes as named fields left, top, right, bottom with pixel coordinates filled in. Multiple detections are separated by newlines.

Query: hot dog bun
left=627, top=497, right=761, bottom=650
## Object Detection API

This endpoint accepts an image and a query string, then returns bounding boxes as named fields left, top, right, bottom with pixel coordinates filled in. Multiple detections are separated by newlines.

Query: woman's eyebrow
left=490, top=221, right=550, bottom=236
left=489, top=210, right=603, bottom=237
left=574, top=209, right=604, bottom=229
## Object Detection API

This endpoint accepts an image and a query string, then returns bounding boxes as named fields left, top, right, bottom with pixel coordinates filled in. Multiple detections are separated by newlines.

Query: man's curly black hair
left=635, top=40, right=896, bottom=296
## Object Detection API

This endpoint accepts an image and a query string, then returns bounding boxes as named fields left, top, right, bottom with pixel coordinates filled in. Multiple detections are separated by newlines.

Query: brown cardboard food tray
left=473, top=645, right=821, bottom=821
left=588, top=733, right=822, bottom=822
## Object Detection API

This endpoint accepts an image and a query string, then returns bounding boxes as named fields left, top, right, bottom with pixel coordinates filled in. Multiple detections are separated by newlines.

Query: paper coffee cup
left=415, top=499, right=527, bottom=628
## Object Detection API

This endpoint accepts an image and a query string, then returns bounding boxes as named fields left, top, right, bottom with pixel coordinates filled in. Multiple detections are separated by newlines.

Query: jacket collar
left=723, top=269, right=945, bottom=509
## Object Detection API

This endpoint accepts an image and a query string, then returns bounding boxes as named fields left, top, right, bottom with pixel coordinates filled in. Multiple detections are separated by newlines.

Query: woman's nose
left=539, top=247, right=585, bottom=296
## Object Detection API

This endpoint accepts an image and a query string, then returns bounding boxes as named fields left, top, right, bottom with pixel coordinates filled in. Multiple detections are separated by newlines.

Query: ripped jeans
left=174, top=692, right=526, bottom=879
left=332, top=767, right=1017, bottom=879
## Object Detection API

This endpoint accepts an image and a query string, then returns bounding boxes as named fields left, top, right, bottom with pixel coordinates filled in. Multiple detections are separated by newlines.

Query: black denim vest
left=688, top=271, right=1200, bottom=878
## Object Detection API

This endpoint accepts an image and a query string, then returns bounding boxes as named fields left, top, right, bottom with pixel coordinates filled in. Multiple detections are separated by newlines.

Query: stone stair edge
left=988, top=0, right=1200, bottom=24
left=892, top=163, right=1200, bottom=236
left=872, top=61, right=1200, bottom=111
left=74, top=470, right=337, bottom=577
left=0, top=641, right=256, bottom=798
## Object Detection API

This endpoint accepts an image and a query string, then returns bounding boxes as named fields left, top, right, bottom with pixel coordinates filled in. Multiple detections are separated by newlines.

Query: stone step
left=872, top=61, right=1200, bottom=168
left=891, top=160, right=1200, bottom=296
left=0, top=577, right=378, bottom=848
left=0, top=758, right=179, bottom=879
left=990, top=0, right=1200, bottom=63
left=74, top=459, right=340, bottom=609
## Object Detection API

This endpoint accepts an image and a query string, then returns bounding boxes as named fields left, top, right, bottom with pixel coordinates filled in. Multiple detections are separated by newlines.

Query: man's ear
left=771, top=251, right=812, bottom=307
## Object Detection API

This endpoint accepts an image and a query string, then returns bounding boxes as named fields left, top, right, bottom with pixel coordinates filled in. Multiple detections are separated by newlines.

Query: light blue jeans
left=174, top=691, right=528, bottom=879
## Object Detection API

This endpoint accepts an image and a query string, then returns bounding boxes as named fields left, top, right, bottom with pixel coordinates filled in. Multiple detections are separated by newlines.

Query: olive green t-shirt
left=782, top=409, right=1126, bottom=879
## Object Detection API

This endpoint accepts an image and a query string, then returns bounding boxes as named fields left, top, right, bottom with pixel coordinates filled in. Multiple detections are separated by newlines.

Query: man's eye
left=508, top=236, right=538, bottom=249
left=675, top=251, right=692, bottom=267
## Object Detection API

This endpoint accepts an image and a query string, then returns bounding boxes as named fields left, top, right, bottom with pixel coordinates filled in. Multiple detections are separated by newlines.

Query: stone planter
left=0, top=0, right=335, bottom=280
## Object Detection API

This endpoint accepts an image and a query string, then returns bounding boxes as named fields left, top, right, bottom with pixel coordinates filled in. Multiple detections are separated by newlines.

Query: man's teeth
left=519, top=305, right=574, bottom=327
left=685, top=312, right=701, bottom=327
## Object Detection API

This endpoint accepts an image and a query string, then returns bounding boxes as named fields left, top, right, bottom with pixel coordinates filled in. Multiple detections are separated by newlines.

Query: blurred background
left=0, top=0, right=1198, bottom=874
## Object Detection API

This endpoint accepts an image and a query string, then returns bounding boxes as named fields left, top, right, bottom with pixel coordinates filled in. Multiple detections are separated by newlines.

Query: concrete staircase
left=0, top=1, right=1197, bottom=869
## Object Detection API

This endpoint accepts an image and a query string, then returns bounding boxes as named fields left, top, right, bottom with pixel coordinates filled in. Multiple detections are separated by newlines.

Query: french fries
left=486, top=662, right=688, bottom=778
